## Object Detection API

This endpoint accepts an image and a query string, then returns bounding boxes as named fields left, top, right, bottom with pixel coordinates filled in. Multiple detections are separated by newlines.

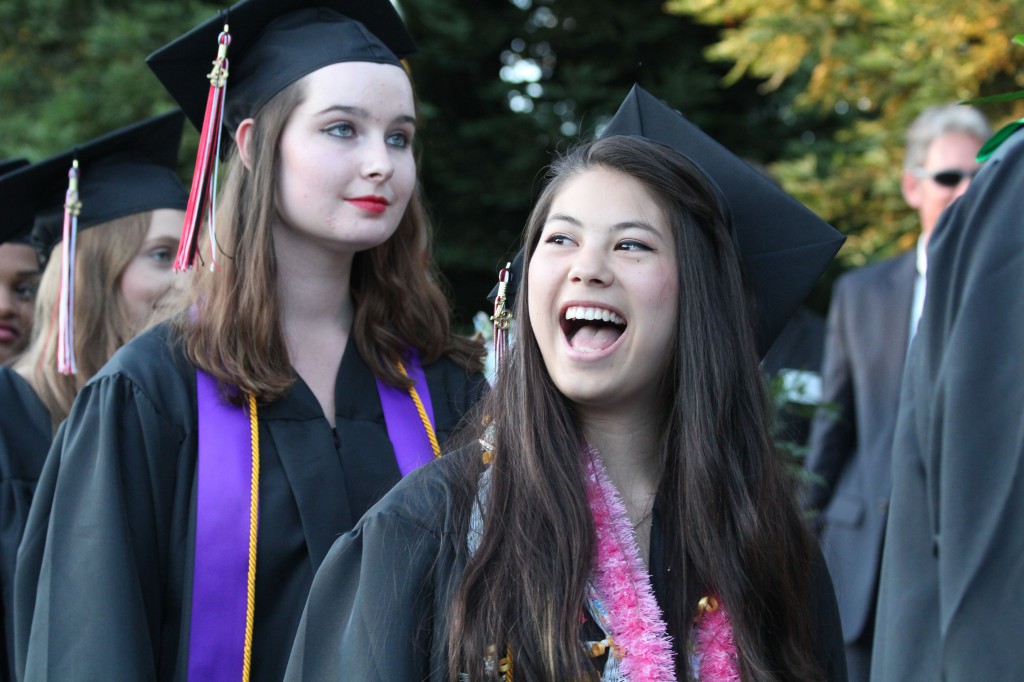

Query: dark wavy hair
left=448, top=135, right=820, bottom=680
left=175, top=71, right=482, bottom=401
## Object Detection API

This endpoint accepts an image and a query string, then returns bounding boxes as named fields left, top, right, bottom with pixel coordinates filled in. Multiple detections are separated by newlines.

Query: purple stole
left=188, top=353, right=434, bottom=681
left=374, top=349, right=436, bottom=476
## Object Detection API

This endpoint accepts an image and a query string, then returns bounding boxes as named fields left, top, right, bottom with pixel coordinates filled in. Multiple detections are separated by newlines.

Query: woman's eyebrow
left=315, top=105, right=416, bottom=126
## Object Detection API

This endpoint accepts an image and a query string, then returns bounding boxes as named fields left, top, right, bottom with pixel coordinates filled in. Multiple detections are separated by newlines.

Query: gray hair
left=904, top=104, right=992, bottom=170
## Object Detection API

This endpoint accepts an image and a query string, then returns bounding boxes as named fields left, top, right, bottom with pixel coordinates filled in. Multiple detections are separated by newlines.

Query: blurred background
left=2, top=0, right=1022, bottom=329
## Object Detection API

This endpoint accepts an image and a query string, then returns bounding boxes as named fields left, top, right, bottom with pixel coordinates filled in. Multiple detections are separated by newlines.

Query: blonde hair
left=17, top=212, right=152, bottom=427
left=177, top=74, right=482, bottom=404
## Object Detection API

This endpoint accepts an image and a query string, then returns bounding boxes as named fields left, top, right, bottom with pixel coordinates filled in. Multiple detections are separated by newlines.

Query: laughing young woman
left=15, top=2, right=484, bottom=680
left=286, top=88, right=848, bottom=681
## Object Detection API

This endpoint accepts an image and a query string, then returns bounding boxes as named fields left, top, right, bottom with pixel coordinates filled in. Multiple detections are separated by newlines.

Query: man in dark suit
left=872, top=121, right=1024, bottom=682
left=803, top=103, right=991, bottom=681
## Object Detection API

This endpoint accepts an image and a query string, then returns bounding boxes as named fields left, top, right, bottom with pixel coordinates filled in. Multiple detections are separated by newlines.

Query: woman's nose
left=567, top=246, right=612, bottom=286
left=361, top=139, right=395, bottom=182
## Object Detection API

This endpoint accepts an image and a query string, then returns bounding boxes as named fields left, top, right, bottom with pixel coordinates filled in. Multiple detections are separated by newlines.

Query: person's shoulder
left=93, top=320, right=190, bottom=385
left=986, top=126, right=1024, bottom=167
left=0, top=366, right=49, bottom=443
left=836, top=250, right=914, bottom=290
left=359, top=443, right=481, bottom=535
left=0, top=365, right=34, bottom=402
left=424, top=351, right=486, bottom=386
left=80, top=319, right=196, bottom=424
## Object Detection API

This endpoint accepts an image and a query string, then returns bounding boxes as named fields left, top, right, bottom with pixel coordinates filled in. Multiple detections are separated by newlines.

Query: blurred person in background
left=803, top=103, right=991, bottom=681
left=0, top=112, right=188, bottom=682
left=0, top=158, right=38, bottom=367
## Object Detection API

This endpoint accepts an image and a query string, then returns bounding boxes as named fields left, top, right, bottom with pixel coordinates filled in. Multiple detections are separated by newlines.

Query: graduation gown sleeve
left=809, top=549, right=848, bottom=681
left=285, top=451, right=466, bottom=682
left=15, top=338, right=197, bottom=682
left=874, top=130, right=1024, bottom=680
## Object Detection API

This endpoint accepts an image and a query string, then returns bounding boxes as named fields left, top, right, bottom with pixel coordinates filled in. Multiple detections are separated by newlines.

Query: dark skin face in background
left=0, top=241, right=40, bottom=363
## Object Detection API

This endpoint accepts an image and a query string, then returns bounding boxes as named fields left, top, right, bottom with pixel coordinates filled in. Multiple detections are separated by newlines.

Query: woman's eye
left=324, top=122, right=355, bottom=138
left=386, top=131, right=411, bottom=148
left=150, top=248, right=173, bottom=264
left=544, top=233, right=576, bottom=246
left=14, top=283, right=36, bottom=301
left=616, top=239, right=651, bottom=252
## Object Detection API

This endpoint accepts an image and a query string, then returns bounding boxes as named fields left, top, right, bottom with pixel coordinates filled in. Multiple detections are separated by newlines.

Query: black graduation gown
left=872, top=129, right=1024, bottom=680
left=14, top=322, right=486, bottom=682
left=285, top=446, right=848, bottom=681
left=0, top=368, right=50, bottom=682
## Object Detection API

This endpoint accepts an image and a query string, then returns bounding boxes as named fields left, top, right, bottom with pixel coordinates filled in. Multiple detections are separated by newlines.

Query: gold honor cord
left=242, top=394, right=259, bottom=681
left=395, top=360, right=441, bottom=459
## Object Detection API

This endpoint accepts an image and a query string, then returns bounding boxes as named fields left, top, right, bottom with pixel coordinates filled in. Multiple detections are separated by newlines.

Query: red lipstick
left=347, top=195, right=390, bottom=214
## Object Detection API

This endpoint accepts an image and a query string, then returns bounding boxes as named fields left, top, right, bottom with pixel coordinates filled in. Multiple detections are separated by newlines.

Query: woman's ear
left=235, top=118, right=257, bottom=170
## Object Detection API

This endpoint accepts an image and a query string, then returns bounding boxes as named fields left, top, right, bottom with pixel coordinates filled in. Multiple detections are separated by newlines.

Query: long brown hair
left=177, top=73, right=482, bottom=403
left=17, top=212, right=152, bottom=426
left=448, top=136, right=820, bottom=680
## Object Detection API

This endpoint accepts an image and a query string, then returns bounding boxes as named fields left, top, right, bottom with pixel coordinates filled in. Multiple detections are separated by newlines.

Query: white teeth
left=564, top=306, right=625, bottom=326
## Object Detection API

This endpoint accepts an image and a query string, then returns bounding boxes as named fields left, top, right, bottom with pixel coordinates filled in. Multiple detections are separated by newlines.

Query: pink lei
left=583, top=447, right=740, bottom=681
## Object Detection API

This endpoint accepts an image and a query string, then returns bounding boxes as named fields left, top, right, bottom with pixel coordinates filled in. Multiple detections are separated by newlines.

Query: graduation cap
left=0, top=112, right=188, bottom=374
left=146, top=0, right=418, bottom=271
left=601, top=85, right=844, bottom=355
left=9, top=113, right=189, bottom=259
left=0, top=158, right=29, bottom=178
left=0, top=158, right=32, bottom=245
left=148, top=0, right=416, bottom=138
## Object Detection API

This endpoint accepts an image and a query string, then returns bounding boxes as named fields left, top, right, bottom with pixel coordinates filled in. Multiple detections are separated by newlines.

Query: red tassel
left=175, top=25, right=231, bottom=272
left=57, top=159, right=81, bottom=375
left=490, top=262, right=513, bottom=369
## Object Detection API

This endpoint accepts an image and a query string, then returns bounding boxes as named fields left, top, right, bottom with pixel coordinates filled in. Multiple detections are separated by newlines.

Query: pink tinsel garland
left=583, top=446, right=741, bottom=682
left=692, top=598, right=741, bottom=681
left=584, top=448, right=676, bottom=681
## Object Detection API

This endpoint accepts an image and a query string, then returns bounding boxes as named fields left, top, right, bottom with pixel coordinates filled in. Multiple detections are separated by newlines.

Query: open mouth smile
left=560, top=305, right=627, bottom=353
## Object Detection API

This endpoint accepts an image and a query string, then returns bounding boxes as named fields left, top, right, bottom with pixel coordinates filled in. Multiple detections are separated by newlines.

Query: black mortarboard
left=0, top=158, right=32, bottom=245
left=602, top=85, right=844, bottom=355
left=0, top=158, right=29, bottom=178
left=147, top=0, right=417, bottom=140
left=0, top=112, right=188, bottom=259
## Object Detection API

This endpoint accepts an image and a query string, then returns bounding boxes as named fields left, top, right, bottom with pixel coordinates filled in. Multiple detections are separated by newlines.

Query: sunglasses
left=914, top=167, right=980, bottom=188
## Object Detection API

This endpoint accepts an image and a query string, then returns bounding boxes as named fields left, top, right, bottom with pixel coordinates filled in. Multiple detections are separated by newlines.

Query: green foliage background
left=2, top=0, right=1021, bottom=326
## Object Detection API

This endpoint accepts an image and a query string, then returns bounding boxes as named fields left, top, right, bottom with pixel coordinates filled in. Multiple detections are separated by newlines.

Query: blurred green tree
left=0, top=0, right=828, bottom=325
left=401, top=0, right=824, bottom=322
left=666, top=0, right=1024, bottom=266
left=0, top=0, right=220, bottom=156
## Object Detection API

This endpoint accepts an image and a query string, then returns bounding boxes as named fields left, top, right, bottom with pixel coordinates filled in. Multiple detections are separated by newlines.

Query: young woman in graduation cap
left=15, top=1, right=485, bottom=681
left=286, top=87, right=849, bottom=682
left=0, top=112, right=188, bottom=682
